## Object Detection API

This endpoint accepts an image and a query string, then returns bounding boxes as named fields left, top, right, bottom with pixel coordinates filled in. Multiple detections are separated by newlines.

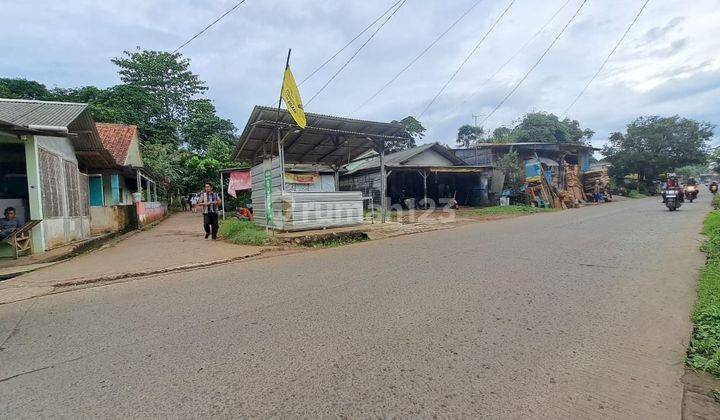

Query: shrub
left=688, top=210, right=720, bottom=376
left=218, top=219, right=268, bottom=246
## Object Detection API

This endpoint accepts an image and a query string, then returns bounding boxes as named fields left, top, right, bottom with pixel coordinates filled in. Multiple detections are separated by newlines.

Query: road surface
left=0, top=196, right=709, bottom=418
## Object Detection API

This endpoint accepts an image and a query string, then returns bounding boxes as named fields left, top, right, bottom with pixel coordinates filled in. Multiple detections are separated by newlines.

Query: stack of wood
left=583, top=169, right=611, bottom=195
left=525, top=168, right=566, bottom=209
left=564, top=164, right=587, bottom=203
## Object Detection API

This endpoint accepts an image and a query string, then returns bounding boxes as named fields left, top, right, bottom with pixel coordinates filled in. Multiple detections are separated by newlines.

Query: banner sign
left=264, top=161, right=273, bottom=223
left=525, top=160, right=542, bottom=184
left=284, top=172, right=319, bottom=184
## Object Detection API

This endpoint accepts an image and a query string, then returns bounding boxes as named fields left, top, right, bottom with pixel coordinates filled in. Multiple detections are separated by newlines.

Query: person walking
left=593, top=180, right=602, bottom=205
left=190, top=195, right=198, bottom=213
left=199, top=183, right=221, bottom=239
left=180, top=196, right=187, bottom=212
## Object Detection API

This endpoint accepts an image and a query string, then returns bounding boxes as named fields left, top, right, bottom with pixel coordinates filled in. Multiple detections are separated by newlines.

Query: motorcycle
left=684, top=184, right=699, bottom=202
left=664, top=189, right=682, bottom=211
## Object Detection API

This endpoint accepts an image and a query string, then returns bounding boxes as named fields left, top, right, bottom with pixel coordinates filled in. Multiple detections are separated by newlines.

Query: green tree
left=491, top=126, right=513, bottom=143
left=182, top=99, right=236, bottom=153
left=388, top=116, right=424, bottom=152
left=510, top=112, right=593, bottom=144
left=456, top=124, right=484, bottom=148
left=676, top=164, right=708, bottom=180
left=142, top=143, right=186, bottom=202
left=112, top=49, right=207, bottom=122
left=602, top=115, right=714, bottom=180
left=497, top=149, right=522, bottom=190
left=0, top=78, right=53, bottom=100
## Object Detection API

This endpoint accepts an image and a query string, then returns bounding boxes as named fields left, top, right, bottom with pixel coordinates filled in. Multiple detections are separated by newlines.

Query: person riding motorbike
left=663, top=173, right=684, bottom=203
left=684, top=177, right=699, bottom=202
left=710, top=181, right=718, bottom=195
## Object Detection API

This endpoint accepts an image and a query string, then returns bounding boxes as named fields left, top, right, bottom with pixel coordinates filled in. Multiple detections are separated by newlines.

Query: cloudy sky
left=1, top=0, right=719, bottom=150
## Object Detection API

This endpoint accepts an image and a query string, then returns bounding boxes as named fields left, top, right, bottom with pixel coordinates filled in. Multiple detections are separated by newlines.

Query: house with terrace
left=0, top=98, right=115, bottom=255
left=91, top=123, right=160, bottom=234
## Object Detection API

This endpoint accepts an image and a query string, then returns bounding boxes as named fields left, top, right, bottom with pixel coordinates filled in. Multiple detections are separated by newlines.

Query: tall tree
left=456, top=124, right=484, bottom=148
left=0, top=78, right=53, bottom=100
left=181, top=99, right=236, bottom=153
left=511, top=112, right=593, bottom=144
left=491, top=126, right=513, bottom=143
left=112, top=49, right=207, bottom=144
left=387, top=116, right=424, bottom=152
left=602, top=115, right=714, bottom=180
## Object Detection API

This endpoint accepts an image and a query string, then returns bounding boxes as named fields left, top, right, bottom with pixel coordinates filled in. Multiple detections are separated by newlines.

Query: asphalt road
left=0, top=196, right=710, bottom=418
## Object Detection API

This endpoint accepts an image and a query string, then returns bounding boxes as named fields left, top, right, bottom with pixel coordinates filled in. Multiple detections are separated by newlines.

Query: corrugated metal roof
left=0, top=98, right=116, bottom=169
left=233, top=105, right=409, bottom=166
left=0, top=98, right=87, bottom=128
left=343, top=143, right=470, bottom=175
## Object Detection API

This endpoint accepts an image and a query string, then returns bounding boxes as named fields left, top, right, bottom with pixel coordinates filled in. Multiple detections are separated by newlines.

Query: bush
left=687, top=210, right=720, bottom=376
left=218, top=219, right=268, bottom=246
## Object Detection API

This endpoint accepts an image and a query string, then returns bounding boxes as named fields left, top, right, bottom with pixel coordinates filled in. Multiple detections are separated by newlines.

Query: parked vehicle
left=664, top=189, right=682, bottom=211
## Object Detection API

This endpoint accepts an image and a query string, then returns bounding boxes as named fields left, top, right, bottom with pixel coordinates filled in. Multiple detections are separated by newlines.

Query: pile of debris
left=583, top=168, right=611, bottom=195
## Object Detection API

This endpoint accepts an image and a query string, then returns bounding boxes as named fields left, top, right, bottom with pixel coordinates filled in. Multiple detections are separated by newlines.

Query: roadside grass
left=628, top=190, right=648, bottom=199
left=466, top=205, right=555, bottom=217
left=218, top=219, right=268, bottom=246
left=687, top=209, right=720, bottom=376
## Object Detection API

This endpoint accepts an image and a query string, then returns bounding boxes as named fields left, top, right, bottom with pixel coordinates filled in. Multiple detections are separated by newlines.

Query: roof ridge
left=0, top=98, right=88, bottom=106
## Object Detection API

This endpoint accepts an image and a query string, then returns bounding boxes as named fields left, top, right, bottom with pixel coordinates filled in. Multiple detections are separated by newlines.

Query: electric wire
left=418, top=0, right=516, bottom=118
left=562, top=0, right=651, bottom=116
left=479, top=0, right=590, bottom=128
left=351, top=0, right=484, bottom=115
left=174, top=0, right=250, bottom=52
left=306, top=0, right=408, bottom=106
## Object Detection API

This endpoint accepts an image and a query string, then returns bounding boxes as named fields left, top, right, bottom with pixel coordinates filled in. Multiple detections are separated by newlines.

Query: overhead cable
left=479, top=0, right=590, bottom=127
left=418, top=0, right=516, bottom=118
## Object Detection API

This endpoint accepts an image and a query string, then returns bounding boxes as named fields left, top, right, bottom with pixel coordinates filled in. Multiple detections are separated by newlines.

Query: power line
left=479, top=0, right=590, bottom=128
left=458, top=0, right=573, bottom=111
left=174, top=0, right=250, bottom=53
left=351, top=0, right=483, bottom=116
left=418, top=0, right=516, bottom=118
left=299, top=0, right=404, bottom=87
left=563, top=0, right=651, bottom=116
left=305, top=0, right=407, bottom=106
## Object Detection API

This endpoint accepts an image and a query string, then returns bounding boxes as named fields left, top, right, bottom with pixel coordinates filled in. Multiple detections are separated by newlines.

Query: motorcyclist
left=710, top=181, right=719, bottom=194
left=663, top=173, right=684, bottom=203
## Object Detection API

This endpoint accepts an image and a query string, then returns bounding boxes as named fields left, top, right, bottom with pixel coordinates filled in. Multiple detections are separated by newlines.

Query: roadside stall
left=232, top=105, right=409, bottom=231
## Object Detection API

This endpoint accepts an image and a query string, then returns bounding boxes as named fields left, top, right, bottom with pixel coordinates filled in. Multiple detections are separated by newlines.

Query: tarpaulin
left=228, top=170, right=251, bottom=197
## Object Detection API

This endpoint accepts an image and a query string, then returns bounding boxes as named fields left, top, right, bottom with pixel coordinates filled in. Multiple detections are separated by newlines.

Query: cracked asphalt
left=0, top=196, right=709, bottom=418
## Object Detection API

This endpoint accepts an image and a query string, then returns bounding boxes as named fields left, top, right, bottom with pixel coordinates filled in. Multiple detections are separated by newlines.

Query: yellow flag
left=281, top=67, right=307, bottom=129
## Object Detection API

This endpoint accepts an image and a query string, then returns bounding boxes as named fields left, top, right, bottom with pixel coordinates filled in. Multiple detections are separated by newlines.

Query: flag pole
left=277, top=48, right=291, bottom=121
left=274, top=48, right=292, bottom=231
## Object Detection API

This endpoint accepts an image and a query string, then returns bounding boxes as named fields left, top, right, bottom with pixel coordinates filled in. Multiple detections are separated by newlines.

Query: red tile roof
left=95, top=123, right=138, bottom=166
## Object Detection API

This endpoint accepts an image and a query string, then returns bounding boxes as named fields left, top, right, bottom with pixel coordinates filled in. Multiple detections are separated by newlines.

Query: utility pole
left=472, top=114, right=480, bottom=128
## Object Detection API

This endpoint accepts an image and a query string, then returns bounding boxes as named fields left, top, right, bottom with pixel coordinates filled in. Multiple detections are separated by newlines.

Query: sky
left=1, top=0, right=719, bottom=151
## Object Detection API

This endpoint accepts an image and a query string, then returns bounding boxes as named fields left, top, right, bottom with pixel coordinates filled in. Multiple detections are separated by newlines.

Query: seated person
left=0, top=207, right=22, bottom=240
left=235, top=206, right=254, bottom=221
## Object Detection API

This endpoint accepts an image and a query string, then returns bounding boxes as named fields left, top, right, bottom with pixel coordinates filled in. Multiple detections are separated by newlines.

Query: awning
left=232, top=106, right=410, bottom=167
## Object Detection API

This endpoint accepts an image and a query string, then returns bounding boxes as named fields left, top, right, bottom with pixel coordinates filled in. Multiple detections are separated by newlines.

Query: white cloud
left=1, top=0, right=718, bottom=148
